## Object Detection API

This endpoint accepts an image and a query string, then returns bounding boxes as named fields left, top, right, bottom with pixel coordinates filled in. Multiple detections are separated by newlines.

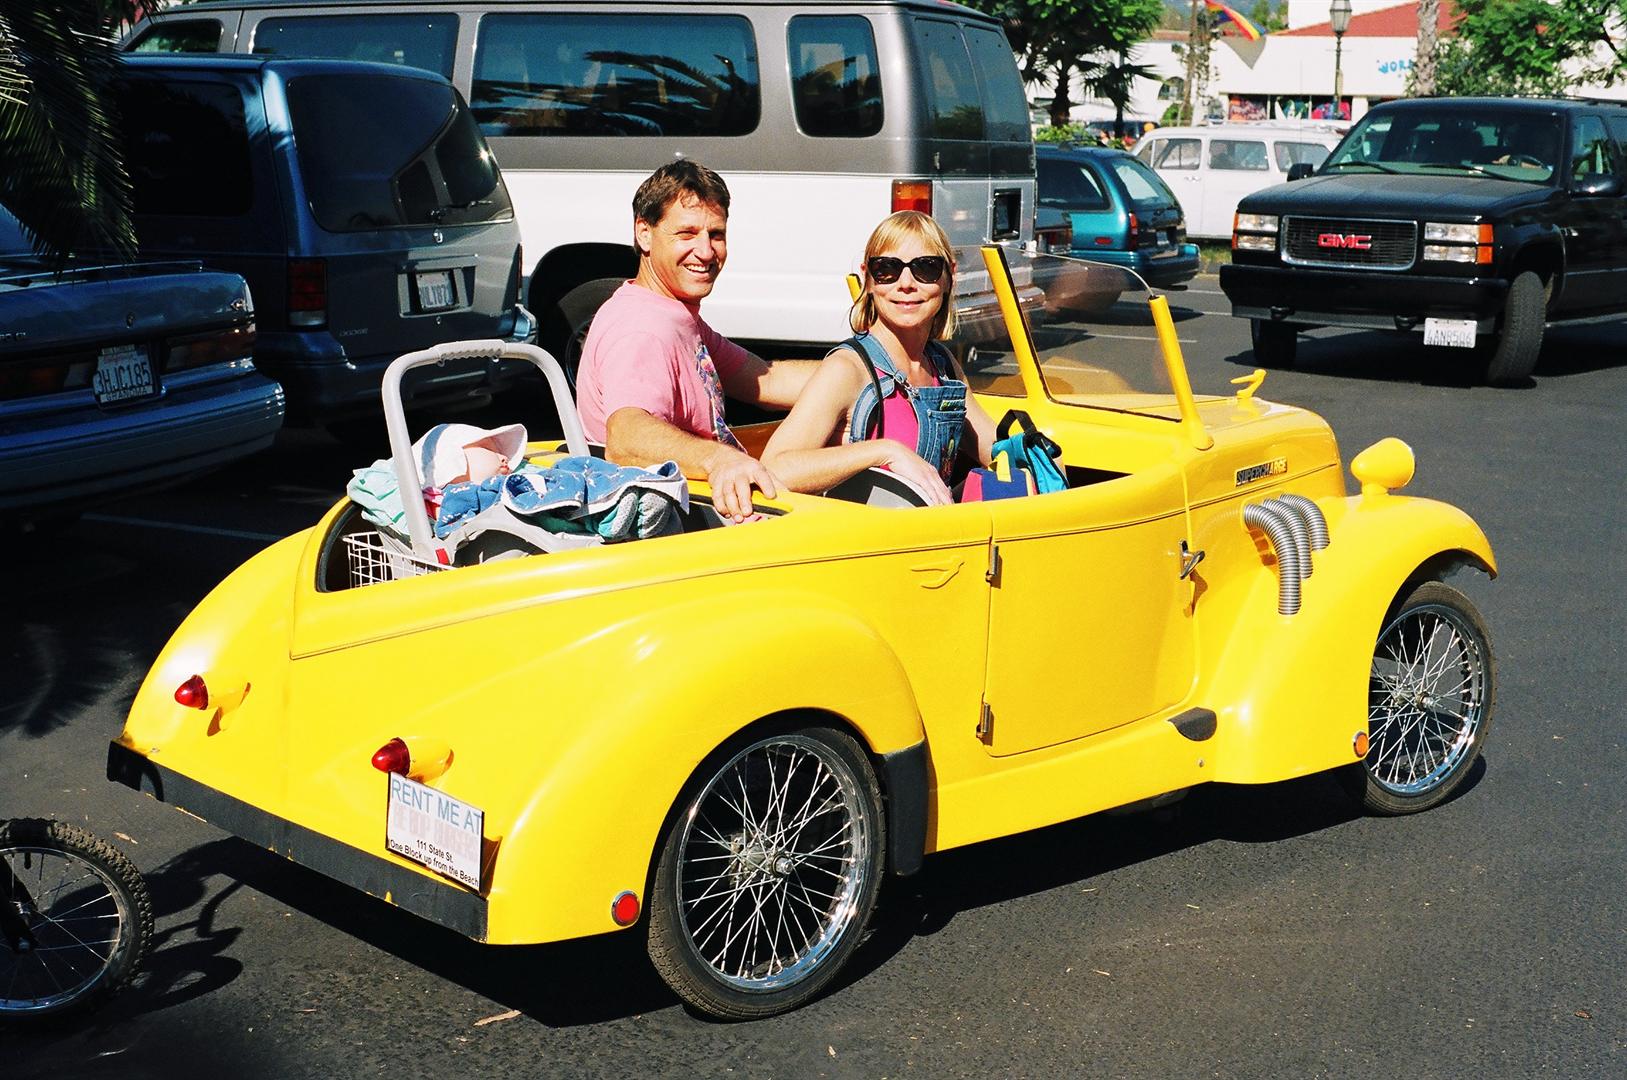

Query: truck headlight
left=1235, top=213, right=1279, bottom=234
left=1421, top=222, right=1493, bottom=264
left=1423, top=222, right=1483, bottom=243
left=1235, top=234, right=1278, bottom=252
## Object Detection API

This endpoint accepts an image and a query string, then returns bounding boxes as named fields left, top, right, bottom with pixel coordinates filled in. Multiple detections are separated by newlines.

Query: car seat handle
left=381, top=341, right=590, bottom=558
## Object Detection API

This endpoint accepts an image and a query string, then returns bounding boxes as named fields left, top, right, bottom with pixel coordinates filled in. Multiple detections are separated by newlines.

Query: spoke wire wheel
left=1353, top=581, right=1496, bottom=815
left=0, top=820, right=153, bottom=1023
left=648, top=727, right=885, bottom=1019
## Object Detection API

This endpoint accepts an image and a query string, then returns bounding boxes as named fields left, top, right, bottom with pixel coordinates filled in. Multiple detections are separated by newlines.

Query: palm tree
left=0, top=2, right=159, bottom=266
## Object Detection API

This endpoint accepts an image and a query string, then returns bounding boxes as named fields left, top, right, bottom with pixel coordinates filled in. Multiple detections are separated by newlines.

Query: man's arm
left=604, top=406, right=778, bottom=521
left=717, top=350, right=820, bottom=411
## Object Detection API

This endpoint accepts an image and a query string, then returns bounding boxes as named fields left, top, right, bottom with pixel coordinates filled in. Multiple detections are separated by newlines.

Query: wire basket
left=344, top=530, right=446, bottom=587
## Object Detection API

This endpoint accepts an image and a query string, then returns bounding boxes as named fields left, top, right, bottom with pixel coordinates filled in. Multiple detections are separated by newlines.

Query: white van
left=124, top=0, right=1037, bottom=371
left=1135, top=124, right=1343, bottom=240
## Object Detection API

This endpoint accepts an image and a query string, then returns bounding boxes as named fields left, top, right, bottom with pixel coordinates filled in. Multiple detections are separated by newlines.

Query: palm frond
left=0, top=2, right=163, bottom=265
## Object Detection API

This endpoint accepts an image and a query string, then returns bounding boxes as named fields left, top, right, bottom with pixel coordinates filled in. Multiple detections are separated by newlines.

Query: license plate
left=385, top=773, right=484, bottom=889
left=1423, top=317, right=1477, bottom=348
left=92, top=343, right=157, bottom=406
left=416, top=270, right=455, bottom=312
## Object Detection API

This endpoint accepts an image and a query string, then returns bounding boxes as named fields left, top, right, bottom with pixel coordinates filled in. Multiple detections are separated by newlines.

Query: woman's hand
left=874, top=440, right=953, bottom=505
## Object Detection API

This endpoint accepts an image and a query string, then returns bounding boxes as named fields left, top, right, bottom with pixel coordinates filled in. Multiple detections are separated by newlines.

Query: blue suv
left=1037, top=145, right=1200, bottom=287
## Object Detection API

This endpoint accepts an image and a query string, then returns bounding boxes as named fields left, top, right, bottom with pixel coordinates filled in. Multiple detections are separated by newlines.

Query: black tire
left=1340, top=581, right=1497, bottom=815
left=647, top=725, right=886, bottom=1020
left=1482, top=270, right=1545, bottom=386
left=538, top=277, right=623, bottom=389
left=1250, top=319, right=1297, bottom=367
left=0, top=819, right=153, bottom=1023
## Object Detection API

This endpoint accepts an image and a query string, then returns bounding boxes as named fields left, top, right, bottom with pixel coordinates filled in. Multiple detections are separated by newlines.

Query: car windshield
left=953, top=252, right=1223, bottom=420
left=1324, top=109, right=1560, bottom=183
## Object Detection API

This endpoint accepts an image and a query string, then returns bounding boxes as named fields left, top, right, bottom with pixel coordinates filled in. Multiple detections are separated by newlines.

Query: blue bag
left=990, top=410, right=1066, bottom=494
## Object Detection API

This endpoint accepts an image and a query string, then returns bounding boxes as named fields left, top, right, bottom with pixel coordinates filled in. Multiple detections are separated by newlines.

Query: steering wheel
left=1504, top=153, right=1544, bottom=168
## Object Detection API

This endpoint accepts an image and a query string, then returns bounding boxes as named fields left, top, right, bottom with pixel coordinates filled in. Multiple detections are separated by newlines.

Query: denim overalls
left=842, top=334, right=967, bottom=482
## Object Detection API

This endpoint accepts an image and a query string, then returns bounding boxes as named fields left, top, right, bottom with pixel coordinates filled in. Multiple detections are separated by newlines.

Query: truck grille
left=1282, top=217, right=1417, bottom=270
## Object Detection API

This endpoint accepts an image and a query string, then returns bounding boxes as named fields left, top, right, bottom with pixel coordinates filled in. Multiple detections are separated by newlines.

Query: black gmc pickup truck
left=1220, top=97, right=1627, bottom=385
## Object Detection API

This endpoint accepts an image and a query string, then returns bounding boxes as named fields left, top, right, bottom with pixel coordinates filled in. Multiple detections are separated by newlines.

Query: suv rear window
left=121, top=81, right=253, bottom=217
left=128, top=20, right=223, bottom=53
left=469, top=14, right=760, bottom=138
left=286, top=75, right=512, bottom=231
left=252, top=15, right=459, bottom=77
left=1108, top=157, right=1176, bottom=204
left=788, top=15, right=881, bottom=138
left=1037, top=158, right=1108, bottom=209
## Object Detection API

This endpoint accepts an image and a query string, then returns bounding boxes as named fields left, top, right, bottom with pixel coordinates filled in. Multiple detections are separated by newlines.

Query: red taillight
left=611, top=891, right=641, bottom=927
left=891, top=179, right=932, bottom=214
left=371, top=737, right=411, bottom=775
left=174, top=675, right=209, bottom=709
left=1128, top=212, right=1139, bottom=235
left=287, top=259, right=327, bottom=329
left=165, top=324, right=257, bottom=372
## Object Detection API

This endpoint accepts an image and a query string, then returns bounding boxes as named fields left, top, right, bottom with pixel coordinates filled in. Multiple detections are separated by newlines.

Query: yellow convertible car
left=109, top=251, right=1496, bottom=1020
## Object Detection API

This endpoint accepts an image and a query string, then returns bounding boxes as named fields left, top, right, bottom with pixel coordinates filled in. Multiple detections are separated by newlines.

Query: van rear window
left=121, top=81, right=253, bottom=217
left=788, top=16, right=882, bottom=138
left=252, top=14, right=458, bottom=77
left=286, top=75, right=512, bottom=231
left=913, top=19, right=982, bottom=140
left=469, top=14, right=759, bottom=138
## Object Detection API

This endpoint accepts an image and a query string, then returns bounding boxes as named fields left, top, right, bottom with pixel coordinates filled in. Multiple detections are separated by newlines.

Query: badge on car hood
left=1236, top=458, right=1288, bottom=486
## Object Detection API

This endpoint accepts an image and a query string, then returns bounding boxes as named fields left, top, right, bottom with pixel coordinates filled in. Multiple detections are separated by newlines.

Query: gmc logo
left=1317, top=233, right=1373, bottom=250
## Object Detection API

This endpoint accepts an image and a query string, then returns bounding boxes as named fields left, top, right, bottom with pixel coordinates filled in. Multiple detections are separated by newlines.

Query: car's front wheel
left=1250, top=318, right=1297, bottom=367
left=1341, top=581, right=1496, bottom=815
left=1482, top=270, right=1545, bottom=386
left=647, top=725, right=885, bottom=1020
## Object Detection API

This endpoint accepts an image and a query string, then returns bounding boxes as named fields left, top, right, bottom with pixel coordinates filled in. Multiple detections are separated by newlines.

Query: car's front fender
left=1202, top=491, right=1495, bottom=785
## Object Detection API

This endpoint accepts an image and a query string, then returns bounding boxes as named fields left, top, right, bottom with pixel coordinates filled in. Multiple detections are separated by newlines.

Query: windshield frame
left=1322, top=105, right=1565, bottom=186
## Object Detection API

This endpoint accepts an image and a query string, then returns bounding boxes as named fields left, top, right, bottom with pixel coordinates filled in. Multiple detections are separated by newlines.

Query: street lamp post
left=1331, top=0, right=1352, bottom=119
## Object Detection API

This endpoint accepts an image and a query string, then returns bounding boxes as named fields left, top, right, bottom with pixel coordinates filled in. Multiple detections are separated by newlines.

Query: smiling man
left=575, top=161, right=814, bottom=521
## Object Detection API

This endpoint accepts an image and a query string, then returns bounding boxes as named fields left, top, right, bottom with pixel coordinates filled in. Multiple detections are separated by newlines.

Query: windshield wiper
left=1419, top=161, right=1497, bottom=177
left=1324, top=160, right=1403, bottom=175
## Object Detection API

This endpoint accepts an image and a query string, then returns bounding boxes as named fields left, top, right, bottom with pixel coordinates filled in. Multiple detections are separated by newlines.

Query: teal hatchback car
left=1037, top=145, right=1200, bottom=287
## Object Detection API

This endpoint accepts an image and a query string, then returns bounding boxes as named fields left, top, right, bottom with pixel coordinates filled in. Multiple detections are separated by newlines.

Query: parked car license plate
left=92, top=343, right=157, bottom=406
left=416, top=270, right=456, bottom=312
left=384, top=773, right=484, bottom=889
left=1423, top=317, right=1477, bottom=348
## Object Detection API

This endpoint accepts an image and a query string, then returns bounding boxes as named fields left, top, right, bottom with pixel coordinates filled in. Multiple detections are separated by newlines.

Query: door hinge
left=977, top=700, right=994, bottom=743
left=986, top=543, right=1003, bottom=585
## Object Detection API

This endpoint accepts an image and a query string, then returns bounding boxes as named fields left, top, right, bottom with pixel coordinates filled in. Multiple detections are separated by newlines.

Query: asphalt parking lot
left=6, top=277, right=1625, bottom=1078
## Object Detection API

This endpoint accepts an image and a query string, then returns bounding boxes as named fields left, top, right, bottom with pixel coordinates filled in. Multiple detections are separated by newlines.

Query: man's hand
left=704, top=444, right=780, bottom=521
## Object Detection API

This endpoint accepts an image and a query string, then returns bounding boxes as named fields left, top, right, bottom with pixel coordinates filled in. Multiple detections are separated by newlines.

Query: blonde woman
left=761, top=212, right=995, bottom=504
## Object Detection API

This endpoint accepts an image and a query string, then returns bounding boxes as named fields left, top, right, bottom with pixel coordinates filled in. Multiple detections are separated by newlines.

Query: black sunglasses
left=867, top=255, right=947, bottom=285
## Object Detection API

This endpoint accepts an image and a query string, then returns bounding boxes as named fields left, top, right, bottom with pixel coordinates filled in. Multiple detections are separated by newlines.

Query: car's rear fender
left=466, top=594, right=927, bottom=944
left=1198, top=492, right=1495, bottom=786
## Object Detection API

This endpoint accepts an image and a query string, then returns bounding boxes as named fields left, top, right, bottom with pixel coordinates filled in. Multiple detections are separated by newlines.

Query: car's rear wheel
left=1250, top=319, right=1297, bottom=367
left=1482, top=270, right=1545, bottom=386
left=1341, top=581, right=1495, bottom=815
left=647, top=725, right=885, bottom=1020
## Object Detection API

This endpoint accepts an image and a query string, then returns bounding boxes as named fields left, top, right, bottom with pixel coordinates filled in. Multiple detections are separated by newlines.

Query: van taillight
left=892, top=180, right=932, bottom=214
left=287, top=259, right=327, bottom=329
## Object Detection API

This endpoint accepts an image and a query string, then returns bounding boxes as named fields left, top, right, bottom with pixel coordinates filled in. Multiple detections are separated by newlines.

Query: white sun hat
left=411, top=421, right=529, bottom=489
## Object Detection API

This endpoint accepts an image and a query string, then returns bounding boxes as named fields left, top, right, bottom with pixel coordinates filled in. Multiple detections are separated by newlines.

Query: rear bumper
left=257, top=304, right=539, bottom=421
left=0, top=362, right=284, bottom=516
left=1220, top=263, right=1507, bottom=330
left=108, top=741, right=487, bottom=940
left=1068, top=244, right=1200, bottom=286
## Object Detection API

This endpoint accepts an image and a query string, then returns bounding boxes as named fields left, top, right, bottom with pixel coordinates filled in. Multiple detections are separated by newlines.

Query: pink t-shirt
left=575, top=282, right=751, bottom=445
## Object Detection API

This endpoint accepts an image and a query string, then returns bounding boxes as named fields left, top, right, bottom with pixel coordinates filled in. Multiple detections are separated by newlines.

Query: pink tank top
left=875, top=370, right=938, bottom=449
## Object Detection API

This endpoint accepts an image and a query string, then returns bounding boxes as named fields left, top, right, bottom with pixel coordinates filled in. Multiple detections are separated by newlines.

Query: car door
left=1146, top=136, right=1203, bottom=234
left=1201, top=137, right=1270, bottom=241
left=1559, top=114, right=1627, bottom=312
left=979, top=472, right=1197, bottom=757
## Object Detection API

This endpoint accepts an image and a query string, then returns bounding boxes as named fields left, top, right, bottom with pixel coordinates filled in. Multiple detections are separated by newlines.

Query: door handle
left=910, top=558, right=963, bottom=589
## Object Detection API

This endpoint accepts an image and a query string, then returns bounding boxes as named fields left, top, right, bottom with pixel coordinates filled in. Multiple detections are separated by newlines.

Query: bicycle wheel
left=0, top=819, right=153, bottom=1022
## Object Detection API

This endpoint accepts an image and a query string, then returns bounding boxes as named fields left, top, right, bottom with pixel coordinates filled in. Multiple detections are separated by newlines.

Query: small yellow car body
left=111, top=251, right=1496, bottom=1017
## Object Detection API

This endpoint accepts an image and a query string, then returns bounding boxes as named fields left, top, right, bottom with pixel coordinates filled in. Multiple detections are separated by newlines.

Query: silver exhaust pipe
left=1276, top=493, right=1329, bottom=551
left=1242, top=501, right=1303, bottom=615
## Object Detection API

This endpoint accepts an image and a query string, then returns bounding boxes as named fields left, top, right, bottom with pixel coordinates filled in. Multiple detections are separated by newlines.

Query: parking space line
left=1089, top=332, right=1198, bottom=344
left=84, top=513, right=285, bottom=543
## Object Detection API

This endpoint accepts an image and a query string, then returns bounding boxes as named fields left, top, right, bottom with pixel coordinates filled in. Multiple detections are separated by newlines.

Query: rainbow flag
left=1205, top=0, right=1265, bottom=41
